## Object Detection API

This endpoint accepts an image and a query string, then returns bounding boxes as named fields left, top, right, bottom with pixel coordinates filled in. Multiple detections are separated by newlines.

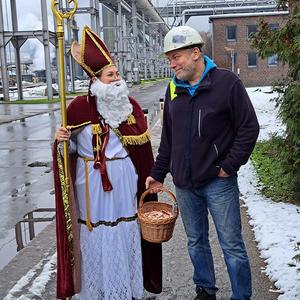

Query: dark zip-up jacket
left=150, top=67, right=260, bottom=188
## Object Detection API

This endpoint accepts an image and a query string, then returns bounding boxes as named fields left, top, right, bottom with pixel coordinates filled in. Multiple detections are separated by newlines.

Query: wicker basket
left=138, top=187, right=179, bottom=243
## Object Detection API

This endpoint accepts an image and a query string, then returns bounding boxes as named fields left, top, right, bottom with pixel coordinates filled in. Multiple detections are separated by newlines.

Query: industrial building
left=209, top=11, right=289, bottom=86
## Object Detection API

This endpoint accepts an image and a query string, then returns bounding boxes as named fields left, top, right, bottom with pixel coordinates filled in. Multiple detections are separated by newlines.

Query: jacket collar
left=173, top=56, right=217, bottom=96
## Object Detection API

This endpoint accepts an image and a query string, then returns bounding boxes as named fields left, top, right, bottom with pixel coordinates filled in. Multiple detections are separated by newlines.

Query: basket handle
left=139, top=187, right=178, bottom=213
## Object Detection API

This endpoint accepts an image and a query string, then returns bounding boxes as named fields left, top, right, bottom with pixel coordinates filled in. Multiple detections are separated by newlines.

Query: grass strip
left=251, top=137, right=298, bottom=205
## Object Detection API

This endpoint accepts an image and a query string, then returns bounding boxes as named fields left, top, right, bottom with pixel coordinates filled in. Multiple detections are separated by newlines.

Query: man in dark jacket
left=146, top=25, right=259, bottom=300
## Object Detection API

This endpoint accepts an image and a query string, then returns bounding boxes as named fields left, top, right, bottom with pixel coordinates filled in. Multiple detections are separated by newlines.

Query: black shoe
left=194, top=288, right=216, bottom=300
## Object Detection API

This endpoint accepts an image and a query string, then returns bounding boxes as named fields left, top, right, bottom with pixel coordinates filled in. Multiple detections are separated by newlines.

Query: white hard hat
left=163, top=25, right=204, bottom=54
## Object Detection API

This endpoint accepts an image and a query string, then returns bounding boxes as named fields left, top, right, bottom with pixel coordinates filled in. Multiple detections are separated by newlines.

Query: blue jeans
left=176, top=176, right=252, bottom=300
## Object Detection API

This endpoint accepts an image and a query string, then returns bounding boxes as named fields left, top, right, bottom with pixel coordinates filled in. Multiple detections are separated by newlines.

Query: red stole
left=66, top=95, right=149, bottom=192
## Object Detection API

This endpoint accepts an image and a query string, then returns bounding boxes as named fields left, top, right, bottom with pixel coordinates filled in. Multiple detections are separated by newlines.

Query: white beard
left=90, top=79, right=133, bottom=128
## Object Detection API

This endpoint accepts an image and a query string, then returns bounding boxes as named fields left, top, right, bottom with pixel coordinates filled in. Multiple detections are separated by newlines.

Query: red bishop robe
left=53, top=95, right=162, bottom=299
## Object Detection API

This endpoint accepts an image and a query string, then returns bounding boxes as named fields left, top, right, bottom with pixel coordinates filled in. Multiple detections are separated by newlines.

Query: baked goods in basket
left=142, top=210, right=174, bottom=221
left=138, top=187, right=179, bottom=243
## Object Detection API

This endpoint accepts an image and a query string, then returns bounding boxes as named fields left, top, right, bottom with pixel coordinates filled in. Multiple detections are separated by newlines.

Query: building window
left=268, top=54, right=278, bottom=66
left=248, top=52, right=257, bottom=67
left=269, top=23, right=279, bottom=31
left=247, top=25, right=257, bottom=39
left=227, top=26, right=236, bottom=41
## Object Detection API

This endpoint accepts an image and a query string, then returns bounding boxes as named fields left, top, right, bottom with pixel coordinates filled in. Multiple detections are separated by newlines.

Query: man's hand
left=218, top=168, right=230, bottom=177
left=145, top=176, right=163, bottom=193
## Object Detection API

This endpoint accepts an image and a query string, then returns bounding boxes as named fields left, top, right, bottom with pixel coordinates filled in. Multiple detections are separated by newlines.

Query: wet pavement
left=0, top=81, right=166, bottom=271
left=0, top=80, right=279, bottom=299
left=0, top=103, right=61, bottom=125
left=0, top=110, right=59, bottom=270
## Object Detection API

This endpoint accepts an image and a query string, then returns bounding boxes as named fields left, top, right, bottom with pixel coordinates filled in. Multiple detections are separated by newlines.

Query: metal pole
left=41, top=0, right=54, bottom=100
left=142, top=108, right=149, bottom=129
left=15, top=222, right=24, bottom=251
left=132, top=1, right=139, bottom=84
left=117, top=0, right=123, bottom=76
left=149, top=32, right=155, bottom=79
left=142, top=13, right=147, bottom=80
left=94, top=0, right=100, bottom=33
left=0, top=0, right=10, bottom=101
left=159, top=30, right=163, bottom=78
left=51, top=0, right=77, bottom=201
left=11, top=0, right=23, bottom=100
left=123, top=18, right=133, bottom=85
left=28, top=212, right=35, bottom=240
left=66, top=0, right=75, bottom=93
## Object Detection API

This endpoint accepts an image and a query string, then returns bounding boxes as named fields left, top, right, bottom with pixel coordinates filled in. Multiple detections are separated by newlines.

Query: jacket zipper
left=198, top=109, right=201, bottom=137
left=189, top=100, right=195, bottom=188
left=214, top=144, right=219, bottom=157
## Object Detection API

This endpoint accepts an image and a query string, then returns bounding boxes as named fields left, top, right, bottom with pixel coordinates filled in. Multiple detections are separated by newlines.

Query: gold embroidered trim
left=112, top=129, right=151, bottom=146
left=79, top=155, right=129, bottom=161
left=95, top=130, right=102, bottom=161
left=56, top=144, right=74, bottom=265
left=95, top=63, right=115, bottom=76
left=78, top=214, right=137, bottom=228
left=112, top=128, right=122, bottom=140
left=91, top=124, right=102, bottom=135
left=80, top=26, right=114, bottom=77
left=93, top=145, right=101, bottom=151
left=68, top=121, right=91, bottom=129
left=83, top=159, right=93, bottom=231
left=80, top=26, right=95, bottom=77
left=127, top=114, right=136, bottom=125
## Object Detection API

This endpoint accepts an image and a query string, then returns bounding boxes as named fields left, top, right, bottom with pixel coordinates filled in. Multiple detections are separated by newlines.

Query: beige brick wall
left=211, top=15, right=288, bottom=87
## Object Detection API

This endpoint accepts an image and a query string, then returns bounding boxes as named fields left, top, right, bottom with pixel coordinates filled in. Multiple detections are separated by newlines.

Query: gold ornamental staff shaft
left=52, top=0, right=78, bottom=194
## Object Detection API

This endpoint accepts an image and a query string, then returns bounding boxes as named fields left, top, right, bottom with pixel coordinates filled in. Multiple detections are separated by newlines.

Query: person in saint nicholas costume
left=53, top=25, right=162, bottom=300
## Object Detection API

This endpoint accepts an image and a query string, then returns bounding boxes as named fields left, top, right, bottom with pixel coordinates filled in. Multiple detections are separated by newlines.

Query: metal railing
left=15, top=208, right=56, bottom=251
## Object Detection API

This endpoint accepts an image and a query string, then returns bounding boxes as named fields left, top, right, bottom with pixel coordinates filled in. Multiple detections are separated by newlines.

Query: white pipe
left=182, top=4, right=278, bottom=17
left=209, top=11, right=289, bottom=19
left=135, top=0, right=169, bottom=34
